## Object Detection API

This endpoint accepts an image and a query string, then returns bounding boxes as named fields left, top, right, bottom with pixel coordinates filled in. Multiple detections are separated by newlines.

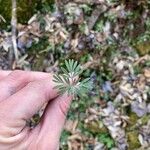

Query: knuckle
left=8, top=70, right=26, bottom=83
left=27, top=81, right=42, bottom=91
left=10, top=70, right=24, bottom=77
left=0, top=70, right=26, bottom=95
left=27, top=81, right=47, bottom=99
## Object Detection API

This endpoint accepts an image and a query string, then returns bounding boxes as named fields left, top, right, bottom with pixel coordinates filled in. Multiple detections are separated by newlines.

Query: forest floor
left=0, top=1, right=150, bottom=150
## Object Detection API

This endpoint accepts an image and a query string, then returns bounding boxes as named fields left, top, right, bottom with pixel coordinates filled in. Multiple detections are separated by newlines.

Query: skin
left=0, top=70, right=72, bottom=150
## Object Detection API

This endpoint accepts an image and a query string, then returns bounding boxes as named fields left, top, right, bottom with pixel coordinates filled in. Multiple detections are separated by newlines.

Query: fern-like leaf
left=53, top=59, right=92, bottom=97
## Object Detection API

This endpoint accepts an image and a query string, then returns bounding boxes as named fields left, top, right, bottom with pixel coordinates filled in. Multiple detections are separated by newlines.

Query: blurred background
left=0, top=0, right=150, bottom=150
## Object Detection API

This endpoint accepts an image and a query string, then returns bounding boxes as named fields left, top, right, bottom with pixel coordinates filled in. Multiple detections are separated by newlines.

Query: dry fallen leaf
left=144, top=69, right=150, bottom=78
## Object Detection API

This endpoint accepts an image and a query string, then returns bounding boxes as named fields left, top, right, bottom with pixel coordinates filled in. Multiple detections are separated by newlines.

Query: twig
left=74, top=0, right=102, bottom=4
left=0, top=15, right=6, bottom=23
left=11, top=0, right=18, bottom=61
left=134, top=55, right=150, bottom=66
left=87, top=5, right=108, bottom=30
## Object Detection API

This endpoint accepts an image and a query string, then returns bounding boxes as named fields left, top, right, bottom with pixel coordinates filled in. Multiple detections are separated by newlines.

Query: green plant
left=106, top=0, right=119, bottom=4
left=98, top=133, right=115, bottom=149
left=79, top=4, right=92, bottom=14
left=79, top=22, right=89, bottom=35
left=60, top=130, right=71, bottom=147
left=53, top=59, right=92, bottom=97
left=94, top=20, right=104, bottom=32
left=145, top=18, right=150, bottom=29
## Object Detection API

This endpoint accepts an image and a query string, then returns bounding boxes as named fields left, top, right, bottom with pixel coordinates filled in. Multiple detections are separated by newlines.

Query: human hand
left=0, top=70, right=72, bottom=150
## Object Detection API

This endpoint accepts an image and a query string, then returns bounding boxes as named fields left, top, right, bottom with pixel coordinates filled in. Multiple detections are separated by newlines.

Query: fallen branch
left=74, top=0, right=103, bottom=4
left=11, top=0, right=18, bottom=61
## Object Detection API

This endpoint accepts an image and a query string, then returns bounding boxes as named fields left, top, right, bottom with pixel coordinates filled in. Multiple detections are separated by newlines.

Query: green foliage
left=145, top=60, right=150, bottom=67
left=38, top=2, right=56, bottom=14
left=94, top=20, right=104, bottom=32
left=60, top=130, right=71, bottom=150
left=106, top=0, right=119, bottom=4
left=80, top=54, right=92, bottom=63
left=104, top=13, right=117, bottom=22
left=126, top=11, right=139, bottom=20
left=98, top=133, right=115, bottom=149
left=0, top=0, right=41, bottom=24
left=79, top=22, right=89, bottom=35
left=53, top=59, right=92, bottom=97
left=80, top=4, right=92, bottom=15
left=145, top=18, right=150, bottom=29
left=28, top=36, right=49, bottom=53
left=136, top=31, right=150, bottom=44
left=133, top=65, right=143, bottom=75
left=0, top=0, right=55, bottom=28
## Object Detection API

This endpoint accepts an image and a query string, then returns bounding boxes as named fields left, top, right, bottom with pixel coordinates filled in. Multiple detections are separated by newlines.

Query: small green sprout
left=53, top=59, right=92, bottom=97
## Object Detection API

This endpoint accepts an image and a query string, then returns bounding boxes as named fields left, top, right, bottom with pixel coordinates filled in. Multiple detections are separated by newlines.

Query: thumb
left=32, top=94, right=72, bottom=149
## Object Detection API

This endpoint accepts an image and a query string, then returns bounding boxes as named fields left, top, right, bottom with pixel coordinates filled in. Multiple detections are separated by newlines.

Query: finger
left=31, top=94, right=72, bottom=149
left=0, top=70, right=51, bottom=101
left=1, top=77, right=58, bottom=122
left=0, top=70, right=11, bottom=80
